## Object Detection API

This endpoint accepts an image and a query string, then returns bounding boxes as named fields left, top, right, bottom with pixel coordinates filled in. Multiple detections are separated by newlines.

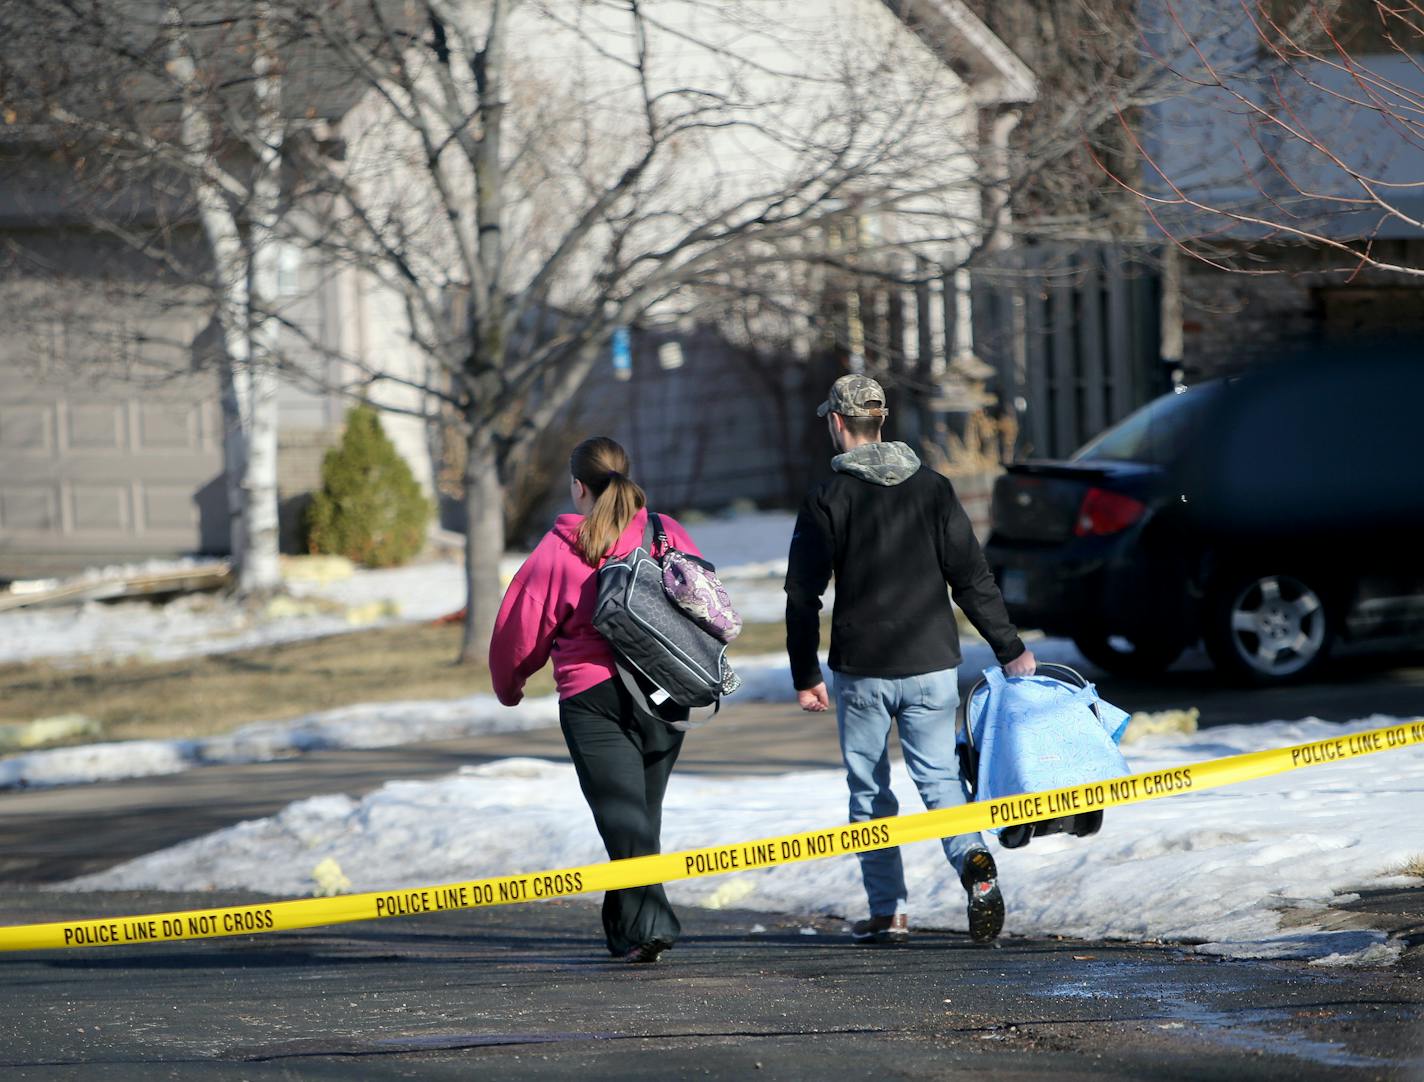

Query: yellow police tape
left=2, top=718, right=1421, bottom=953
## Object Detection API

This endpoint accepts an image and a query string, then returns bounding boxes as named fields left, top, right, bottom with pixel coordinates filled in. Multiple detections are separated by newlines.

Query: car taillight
left=1074, top=488, right=1146, bottom=537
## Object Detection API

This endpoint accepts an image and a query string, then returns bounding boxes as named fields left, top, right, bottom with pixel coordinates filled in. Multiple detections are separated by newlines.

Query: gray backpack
left=593, top=514, right=733, bottom=728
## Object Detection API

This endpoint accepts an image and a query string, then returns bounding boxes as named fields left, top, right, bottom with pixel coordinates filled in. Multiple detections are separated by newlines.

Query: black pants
left=559, top=677, right=684, bottom=956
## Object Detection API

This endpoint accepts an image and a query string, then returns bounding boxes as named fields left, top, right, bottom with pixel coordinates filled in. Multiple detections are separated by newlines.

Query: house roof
left=884, top=0, right=1037, bottom=105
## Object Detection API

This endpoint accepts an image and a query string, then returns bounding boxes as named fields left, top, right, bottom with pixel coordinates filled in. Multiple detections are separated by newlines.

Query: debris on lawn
left=263, top=595, right=345, bottom=620
left=262, top=595, right=398, bottom=625
left=0, top=563, right=232, bottom=613
left=1121, top=707, right=1200, bottom=743
left=312, top=858, right=353, bottom=896
left=278, top=555, right=356, bottom=585
left=344, top=600, right=400, bottom=625
left=0, top=714, right=101, bottom=751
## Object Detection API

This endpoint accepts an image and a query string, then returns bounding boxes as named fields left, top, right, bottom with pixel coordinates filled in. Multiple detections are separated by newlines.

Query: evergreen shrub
left=306, top=405, right=432, bottom=567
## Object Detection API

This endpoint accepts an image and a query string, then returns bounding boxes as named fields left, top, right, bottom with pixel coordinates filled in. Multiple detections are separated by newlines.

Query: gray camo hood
left=831, top=441, right=921, bottom=486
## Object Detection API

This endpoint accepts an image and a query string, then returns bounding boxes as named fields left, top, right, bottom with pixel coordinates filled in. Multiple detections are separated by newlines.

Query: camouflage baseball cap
left=816, top=374, right=889, bottom=418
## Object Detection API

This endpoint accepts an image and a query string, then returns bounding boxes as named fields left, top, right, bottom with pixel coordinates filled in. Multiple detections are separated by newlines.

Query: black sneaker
left=622, top=938, right=673, bottom=964
left=960, top=848, right=1004, bottom=944
left=850, top=913, right=909, bottom=946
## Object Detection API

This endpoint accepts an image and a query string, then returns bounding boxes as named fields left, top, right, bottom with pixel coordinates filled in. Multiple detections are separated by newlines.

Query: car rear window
left=1071, top=382, right=1222, bottom=465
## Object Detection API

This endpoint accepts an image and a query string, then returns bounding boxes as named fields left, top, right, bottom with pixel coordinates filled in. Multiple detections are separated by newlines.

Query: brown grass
left=1396, top=855, right=1424, bottom=878
left=922, top=409, right=1018, bottom=478
left=0, top=623, right=526, bottom=746
left=0, top=618, right=821, bottom=747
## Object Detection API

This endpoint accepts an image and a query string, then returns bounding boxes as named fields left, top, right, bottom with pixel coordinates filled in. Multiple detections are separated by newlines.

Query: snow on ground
left=0, top=640, right=1085, bottom=791
left=689, top=510, right=803, bottom=622
left=0, top=510, right=802, bottom=665
left=0, top=692, right=559, bottom=790
left=685, top=509, right=796, bottom=572
left=66, top=714, right=1424, bottom=966
left=0, top=559, right=475, bottom=667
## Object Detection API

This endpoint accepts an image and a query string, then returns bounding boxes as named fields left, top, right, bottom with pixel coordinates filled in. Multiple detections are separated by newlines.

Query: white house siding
left=338, top=262, right=440, bottom=496
left=266, top=234, right=438, bottom=503
left=333, top=0, right=1024, bottom=525
left=1144, top=4, right=1424, bottom=236
left=509, top=0, right=980, bottom=315
left=334, top=0, right=992, bottom=336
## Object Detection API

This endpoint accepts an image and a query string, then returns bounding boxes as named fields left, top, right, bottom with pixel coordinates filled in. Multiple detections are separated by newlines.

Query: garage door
left=0, top=363, right=225, bottom=579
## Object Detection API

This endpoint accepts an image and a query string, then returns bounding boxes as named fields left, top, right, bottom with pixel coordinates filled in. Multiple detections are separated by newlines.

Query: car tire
left=1071, top=630, right=1183, bottom=676
left=1203, top=570, right=1333, bottom=685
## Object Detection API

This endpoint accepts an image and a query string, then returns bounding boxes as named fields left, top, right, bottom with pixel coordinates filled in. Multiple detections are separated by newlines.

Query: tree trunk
left=214, top=331, right=281, bottom=595
left=238, top=363, right=282, bottom=593
left=459, top=427, right=507, bottom=663
left=238, top=0, right=284, bottom=596
left=169, top=2, right=282, bottom=595
left=218, top=361, right=248, bottom=573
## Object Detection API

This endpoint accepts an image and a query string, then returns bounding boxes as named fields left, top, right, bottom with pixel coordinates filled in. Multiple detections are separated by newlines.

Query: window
left=1071, top=382, right=1222, bottom=466
left=275, top=242, right=302, bottom=297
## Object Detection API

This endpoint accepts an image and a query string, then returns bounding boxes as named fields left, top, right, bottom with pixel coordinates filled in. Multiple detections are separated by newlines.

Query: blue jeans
left=833, top=668, right=984, bottom=917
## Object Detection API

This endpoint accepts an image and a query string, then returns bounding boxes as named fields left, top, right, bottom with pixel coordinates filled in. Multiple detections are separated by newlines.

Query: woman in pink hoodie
left=489, top=436, right=703, bottom=964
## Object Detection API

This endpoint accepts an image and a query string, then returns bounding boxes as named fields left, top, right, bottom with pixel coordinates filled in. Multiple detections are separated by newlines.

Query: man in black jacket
left=786, top=374, right=1035, bottom=945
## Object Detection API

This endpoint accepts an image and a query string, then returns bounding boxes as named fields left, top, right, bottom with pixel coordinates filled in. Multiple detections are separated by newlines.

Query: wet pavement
left=1, top=889, right=1421, bottom=1080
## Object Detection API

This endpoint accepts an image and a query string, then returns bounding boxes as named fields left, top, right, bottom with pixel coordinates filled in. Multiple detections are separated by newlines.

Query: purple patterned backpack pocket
left=661, top=550, right=743, bottom=643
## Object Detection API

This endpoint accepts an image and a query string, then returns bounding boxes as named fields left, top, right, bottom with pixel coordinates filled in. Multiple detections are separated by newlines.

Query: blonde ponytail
left=570, top=437, right=646, bottom=565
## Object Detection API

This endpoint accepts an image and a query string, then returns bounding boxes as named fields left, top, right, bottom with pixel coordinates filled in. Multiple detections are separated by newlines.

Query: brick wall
left=1179, top=239, right=1424, bottom=379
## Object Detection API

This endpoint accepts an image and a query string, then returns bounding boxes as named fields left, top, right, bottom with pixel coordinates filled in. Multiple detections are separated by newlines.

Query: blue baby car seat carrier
left=956, top=663, right=1132, bottom=849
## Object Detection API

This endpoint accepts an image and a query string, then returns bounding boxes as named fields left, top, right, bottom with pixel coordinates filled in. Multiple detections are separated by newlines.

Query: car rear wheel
left=1071, top=630, right=1183, bottom=676
left=1204, top=572, right=1332, bottom=684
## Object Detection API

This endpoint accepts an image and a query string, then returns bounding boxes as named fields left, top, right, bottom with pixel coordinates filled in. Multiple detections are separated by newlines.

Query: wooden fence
left=970, top=243, right=1167, bottom=460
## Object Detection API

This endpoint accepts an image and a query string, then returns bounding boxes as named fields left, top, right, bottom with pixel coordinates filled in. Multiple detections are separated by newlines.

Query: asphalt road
left=1, top=888, right=1421, bottom=1080
left=1081, top=644, right=1424, bottom=727
left=1, top=661, right=1422, bottom=1078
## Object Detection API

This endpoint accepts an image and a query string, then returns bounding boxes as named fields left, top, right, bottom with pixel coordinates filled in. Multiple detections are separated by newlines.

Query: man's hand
left=1003, top=649, right=1037, bottom=678
left=798, top=683, right=830, bottom=712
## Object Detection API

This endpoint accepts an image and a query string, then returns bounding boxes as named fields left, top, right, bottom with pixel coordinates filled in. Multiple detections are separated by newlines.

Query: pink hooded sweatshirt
left=489, top=507, right=702, bottom=706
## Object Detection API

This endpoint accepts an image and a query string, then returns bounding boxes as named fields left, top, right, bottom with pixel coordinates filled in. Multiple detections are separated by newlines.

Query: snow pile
left=0, top=560, right=477, bottom=667
left=0, top=511, right=804, bottom=665
left=0, top=643, right=1087, bottom=791
left=67, top=715, right=1424, bottom=965
left=0, top=692, right=559, bottom=790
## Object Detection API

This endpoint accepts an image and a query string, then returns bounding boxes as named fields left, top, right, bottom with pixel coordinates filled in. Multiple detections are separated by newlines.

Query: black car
left=983, top=351, right=1424, bottom=685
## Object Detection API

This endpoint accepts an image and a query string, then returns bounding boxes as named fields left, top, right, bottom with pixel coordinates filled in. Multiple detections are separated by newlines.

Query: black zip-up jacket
left=784, top=452, right=1025, bottom=691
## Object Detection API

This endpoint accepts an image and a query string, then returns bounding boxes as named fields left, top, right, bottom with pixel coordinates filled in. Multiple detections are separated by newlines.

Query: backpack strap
left=647, top=511, right=671, bottom=557
left=612, top=656, right=695, bottom=728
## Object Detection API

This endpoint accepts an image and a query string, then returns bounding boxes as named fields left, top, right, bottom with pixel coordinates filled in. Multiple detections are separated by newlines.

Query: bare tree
left=1099, top=0, right=1424, bottom=276
left=8, top=1, right=1200, bottom=660
left=262, top=0, right=1036, bottom=660
left=0, top=1, right=295, bottom=593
